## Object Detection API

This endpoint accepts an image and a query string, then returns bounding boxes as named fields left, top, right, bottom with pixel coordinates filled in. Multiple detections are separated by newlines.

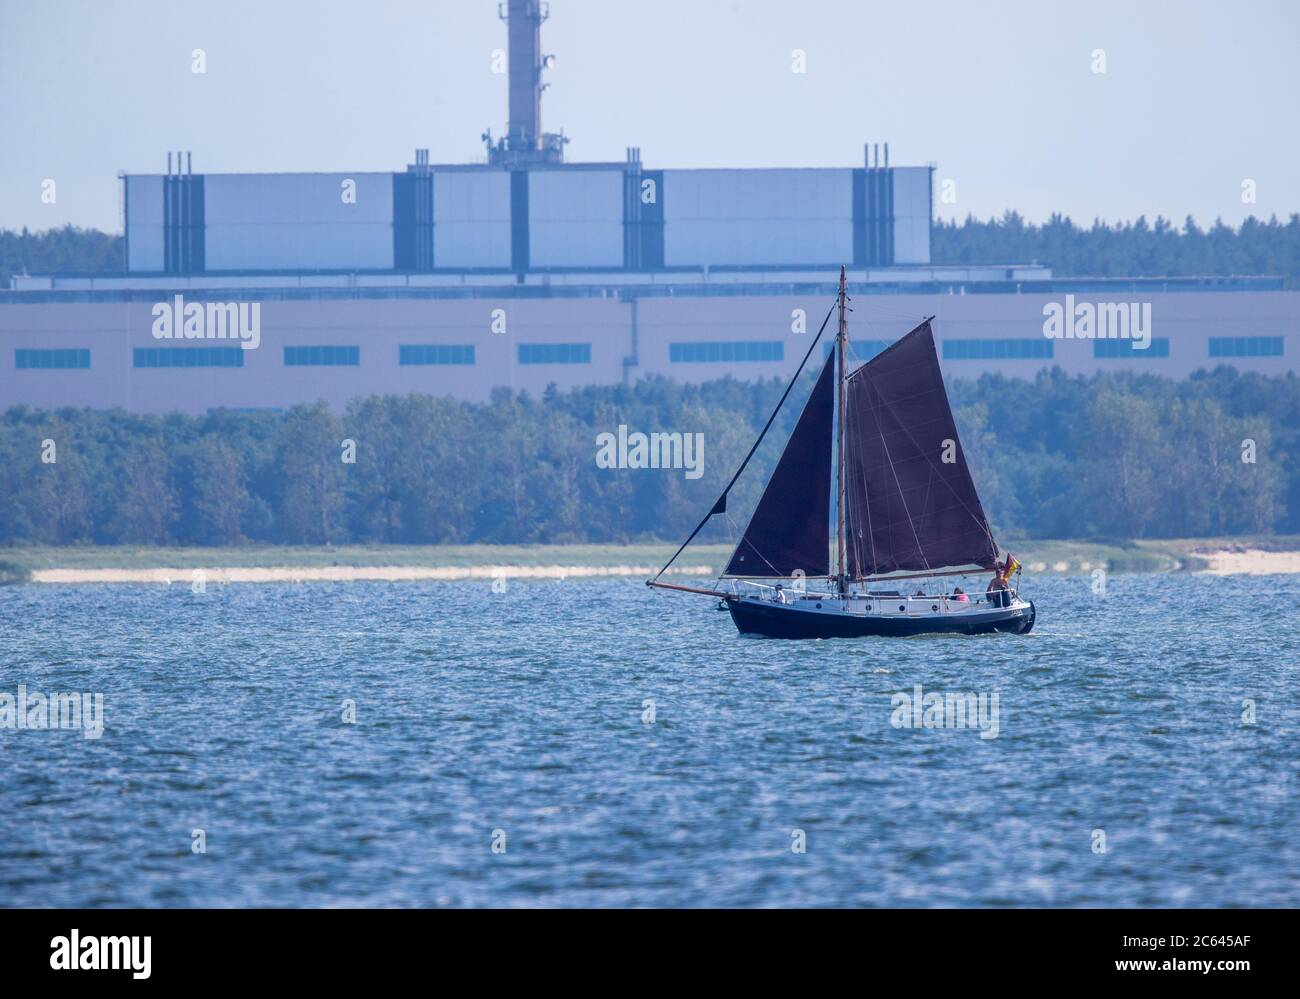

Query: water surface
left=1, top=573, right=1295, bottom=907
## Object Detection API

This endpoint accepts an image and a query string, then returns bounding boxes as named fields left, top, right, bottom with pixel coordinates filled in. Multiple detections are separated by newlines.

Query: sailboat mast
left=835, top=266, right=848, bottom=593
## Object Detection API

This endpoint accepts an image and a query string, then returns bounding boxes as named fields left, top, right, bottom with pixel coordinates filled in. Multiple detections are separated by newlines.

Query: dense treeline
left=1, top=367, right=1293, bottom=547
left=933, top=212, right=1300, bottom=287
left=0, top=226, right=123, bottom=286
left=4, top=214, right=1300, bottom=286
left=947, top=367, right=1291, bottom=540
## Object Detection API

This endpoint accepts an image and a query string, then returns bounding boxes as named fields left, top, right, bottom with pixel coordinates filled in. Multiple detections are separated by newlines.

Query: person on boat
left=952, top=586, right=969, bottom=603
left=986, top=573, right=1009, bottom=608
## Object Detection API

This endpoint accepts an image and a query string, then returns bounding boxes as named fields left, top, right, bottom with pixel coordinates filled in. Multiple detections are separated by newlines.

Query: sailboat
left=647, top=267, right=1036, bottom=639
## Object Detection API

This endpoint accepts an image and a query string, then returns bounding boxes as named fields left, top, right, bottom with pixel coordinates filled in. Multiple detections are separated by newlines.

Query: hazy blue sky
left=3, top=0, right=1297, bottom=233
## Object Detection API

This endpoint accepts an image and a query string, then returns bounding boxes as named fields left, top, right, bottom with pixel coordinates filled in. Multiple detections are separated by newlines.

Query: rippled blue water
left=1, top=572, right=1296, bottom=907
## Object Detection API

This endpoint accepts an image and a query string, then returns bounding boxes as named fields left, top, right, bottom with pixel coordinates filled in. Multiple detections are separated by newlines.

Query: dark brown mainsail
left=841, top=320, right=998, bottom=576
left=724, top=351, right=836, bottom=577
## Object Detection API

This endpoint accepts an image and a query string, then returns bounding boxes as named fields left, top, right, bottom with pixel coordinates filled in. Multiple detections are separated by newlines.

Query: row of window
left=1208, top=336, right=1285, bottom=357
left=941, top=337, right=1286, bottom=360
left=670, top=341, right=783, bottom=363
left=1093, top=338, right=1171, bottom=358
left=399, top=344, right=475, bottom=366
left=15, top=348, right=91, bottom=369
left=14, top=345, right=576, bottom=369
left=13, top=336, right=1289, bottom=370
left=944, top=339, right=1055, bottom=360
left=518, top=343, right=591, bottom=364
left=285, top=345, right=360, bottom=367
left=135, top=347, right=244, bottom=367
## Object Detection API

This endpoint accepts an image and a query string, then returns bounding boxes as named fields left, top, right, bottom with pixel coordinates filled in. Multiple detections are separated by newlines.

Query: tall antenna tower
left=483, top=1, right=568, bottom=166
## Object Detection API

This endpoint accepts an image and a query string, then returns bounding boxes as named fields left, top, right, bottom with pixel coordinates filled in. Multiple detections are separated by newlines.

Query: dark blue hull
left=727, top=598, right=1036, bottom=639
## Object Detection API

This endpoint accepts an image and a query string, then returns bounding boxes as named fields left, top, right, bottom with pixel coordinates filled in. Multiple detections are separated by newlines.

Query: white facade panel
left=127, top=224, right=165, bottom=274
left=126, top=175, right=165, bottom=224
left=891, top=167, right=931, bottom=219
left=204, top=173, right=394, bottom=271
left=891, top=167, right=931, bottom=265
left=126, top=175, right=165, bottom=272
left=434, top=171, right=512, bottom=269
left=662, top=169, right=854, bottom=267
left=666, top=218, right=850, bottom=268
left=528, top=170, right=624, bottom=268
left=893, top=217, right=931, bottom=267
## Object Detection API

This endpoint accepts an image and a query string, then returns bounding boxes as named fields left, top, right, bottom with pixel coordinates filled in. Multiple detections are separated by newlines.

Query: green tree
left=30, top=420, right=94, bottom=544
left=273, top=403, right=344, bottom=544
left=191, top=439, right=249, bottom=545
left=107, top=439, right=177, bottom=543
left=1076, top=390, right=1169, bottom=538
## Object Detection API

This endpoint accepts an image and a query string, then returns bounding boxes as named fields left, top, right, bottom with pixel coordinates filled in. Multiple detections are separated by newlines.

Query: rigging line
left=843, top=316, right=935, bottom=381
left=839, top=383, right=851, bottom=577
left=716, top=510, right=786, bottom=580
left=720, top=363, right=836, bottom=581
left=751, top=546, right=786, bottom=579
left=845, top=376, right=880, bottom=578
left=917, top=463, right=937, bottom=534
left=722, top=509, right=743, bottom=553
left=845, top=377, right=876, bottom=579
left=867, top=373, right=930, bottom=571
left=720, top=514, right=774, bottom=581
left=711, top=510, right=775, bottom=583
left=842, top=379, right=863, bottom=577
left=653, top=300, right=838, bottom=583
left=871, top=385, right=998, bottom=556
left=858, top=384, right=877, bottom=580
left=845, top=401, right=861, bottom=579
left=849, top=326, right=996, bottom=554
left=728, top=533, right=786, bottom=580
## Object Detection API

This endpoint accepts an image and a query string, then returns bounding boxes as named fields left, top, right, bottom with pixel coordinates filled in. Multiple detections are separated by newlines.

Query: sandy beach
left=23, top=548, right=1300, bottom=583
left=1191, top=548, right=1300, bottom=575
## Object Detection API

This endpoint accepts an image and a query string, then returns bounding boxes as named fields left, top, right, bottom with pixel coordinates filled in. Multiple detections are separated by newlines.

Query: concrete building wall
left=124, top=175, right=165, bottom=272
left=528, top=170, right=624, bottom=268
left=891, top=167, right=932, bottom=265
left=661, top=169, right=855, bottom=267
left=120, top=163, right=935, bottom=274
left=204, top=173, right=395, bottom=271
left=0, top=295, right=631, bottom=412
left=432, top=171, right=513, bottom=269
left=2, top=289, right=1295, bottom=414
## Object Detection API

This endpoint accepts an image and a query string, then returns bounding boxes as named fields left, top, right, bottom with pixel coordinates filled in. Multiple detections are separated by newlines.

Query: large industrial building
left=2, top=0, right=1296, bottom=414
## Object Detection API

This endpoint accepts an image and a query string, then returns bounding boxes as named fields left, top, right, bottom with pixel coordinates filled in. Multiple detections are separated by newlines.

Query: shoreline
left=4, top=538, right=1300, bottom=585
left=12, top=546, right=1300, bottom=584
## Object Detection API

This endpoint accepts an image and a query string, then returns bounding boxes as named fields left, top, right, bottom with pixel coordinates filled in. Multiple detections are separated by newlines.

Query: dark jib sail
left=724, top=351, right=836, bottom=577
left=842, top=320, right=998, bottom=576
